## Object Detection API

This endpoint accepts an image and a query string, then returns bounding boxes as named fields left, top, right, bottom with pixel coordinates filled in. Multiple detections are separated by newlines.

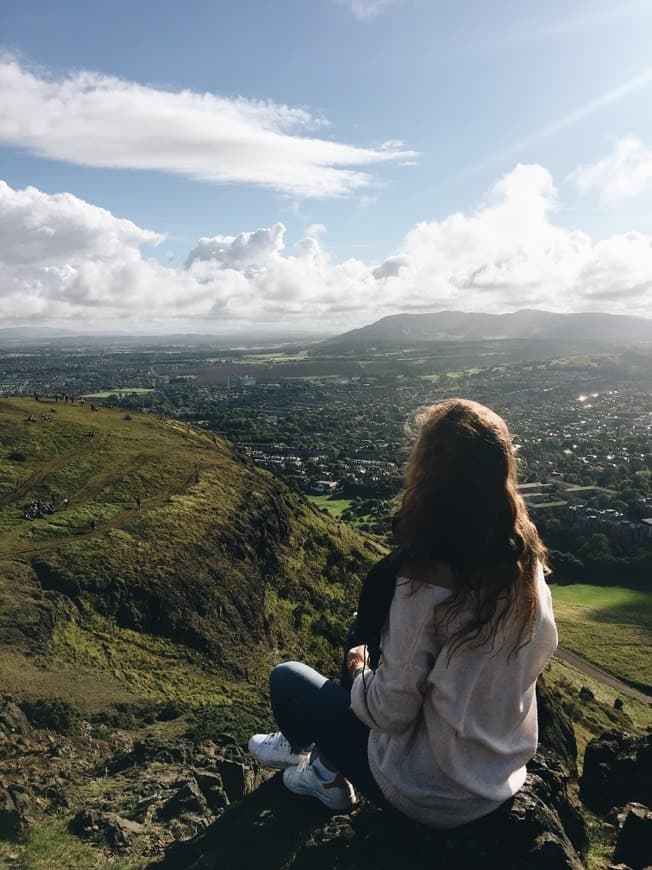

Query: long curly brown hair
left=393, top=398, right=548, bottom=659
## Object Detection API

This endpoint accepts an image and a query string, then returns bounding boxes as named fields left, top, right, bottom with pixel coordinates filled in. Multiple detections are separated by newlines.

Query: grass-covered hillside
left=0, top=398, right=383, bottom=716
left=551, top=584, right=652, bottom=694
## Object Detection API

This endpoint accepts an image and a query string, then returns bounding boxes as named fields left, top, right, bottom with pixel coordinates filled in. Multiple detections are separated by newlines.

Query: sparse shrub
left=156, top=700, right=188, bottom=722
left=91, top=723, right=113, bottom=741
left=90, top=702, right=145, bottom=730
left=186, top=702, right=273, bottom=745
left=22, top=697, right=83, bottom=736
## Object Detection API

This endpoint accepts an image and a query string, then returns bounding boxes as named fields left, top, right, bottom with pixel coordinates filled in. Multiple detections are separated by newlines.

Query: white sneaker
left=248, top=732, right=311, bottom=769
left=282, top=759, right=357, bottom=811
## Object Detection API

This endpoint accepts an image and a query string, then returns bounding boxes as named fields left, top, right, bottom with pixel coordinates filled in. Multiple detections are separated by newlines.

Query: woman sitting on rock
left=249, top=399, right=558, bottom=827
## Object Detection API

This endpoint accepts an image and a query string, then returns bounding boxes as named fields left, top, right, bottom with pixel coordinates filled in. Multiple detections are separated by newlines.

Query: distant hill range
left=324, top=309, right=652, bottom=349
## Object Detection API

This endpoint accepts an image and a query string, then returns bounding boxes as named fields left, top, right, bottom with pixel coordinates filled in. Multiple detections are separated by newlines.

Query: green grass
left=241, top=351, right=309, bottom=363
left=0, top=397, right=382, bottom=716
left=305, top=495, right=352, bottom=518
left=81, top=388, right=154, bottom=398
left=547, top=658, right=651, bottom=763
left=0, top=818, right=145, bottom=870
left=551, top=583, right=652, bottom=692
left=49, top=610, right=254, bottom=709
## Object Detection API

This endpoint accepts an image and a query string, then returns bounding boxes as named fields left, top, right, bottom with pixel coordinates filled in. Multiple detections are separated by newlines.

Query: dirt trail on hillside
left=9, top=463, right=204, bottom=559
left=555, top=646, right=651, bottom=703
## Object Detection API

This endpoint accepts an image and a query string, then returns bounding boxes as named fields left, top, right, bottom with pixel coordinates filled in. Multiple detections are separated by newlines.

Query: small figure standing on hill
left=135, top=496, right=141, bottom=510
left=249, top=399, right=558, bottom=825
left=90, top=519, right=96, bottom=532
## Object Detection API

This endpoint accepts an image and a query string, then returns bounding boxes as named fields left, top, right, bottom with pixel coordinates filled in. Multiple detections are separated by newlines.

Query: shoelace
left=263, top=731, right=289, bottom=748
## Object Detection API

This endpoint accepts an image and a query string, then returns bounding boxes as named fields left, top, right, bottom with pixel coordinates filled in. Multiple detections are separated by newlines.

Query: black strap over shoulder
left=355, top=548, right=404, bottom=669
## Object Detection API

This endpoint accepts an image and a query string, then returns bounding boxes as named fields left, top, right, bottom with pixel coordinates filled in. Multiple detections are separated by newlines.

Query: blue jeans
left=270, top=661, right=385, bottom=804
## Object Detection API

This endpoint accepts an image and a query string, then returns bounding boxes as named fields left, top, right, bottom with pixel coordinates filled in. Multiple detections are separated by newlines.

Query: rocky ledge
left=2, top=682, right=650, bottom=869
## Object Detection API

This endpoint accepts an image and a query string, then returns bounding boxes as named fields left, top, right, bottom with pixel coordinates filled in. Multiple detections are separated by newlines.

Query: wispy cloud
left=336, top=0, right=399, bottom=21
left=448, top=67, right=652, bottom=185
left=572, top=136, right=652, bottom=202
left=0, top=56, right=415, bottom=198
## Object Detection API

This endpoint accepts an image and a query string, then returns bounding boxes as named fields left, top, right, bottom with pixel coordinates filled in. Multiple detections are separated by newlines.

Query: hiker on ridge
left=249, top=399, right=558, bottom=826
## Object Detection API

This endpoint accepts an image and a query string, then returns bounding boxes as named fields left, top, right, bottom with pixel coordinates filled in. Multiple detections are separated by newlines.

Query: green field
left=81, top=388, right=154, bottom=398
left=551, top=583, right=652, bottom=693
left=306, top=494, right=352, bottom=518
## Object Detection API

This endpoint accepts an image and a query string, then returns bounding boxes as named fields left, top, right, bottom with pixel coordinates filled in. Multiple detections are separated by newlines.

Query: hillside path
left=555, top=645, right=650, bottom=703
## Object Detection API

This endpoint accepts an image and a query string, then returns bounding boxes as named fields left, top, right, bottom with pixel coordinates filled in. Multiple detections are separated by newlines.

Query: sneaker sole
left=251, top=757, right=306, bottom=770
left=247, top=740, right=310, bottom=770
left=282, top=769, right=355, bottom=811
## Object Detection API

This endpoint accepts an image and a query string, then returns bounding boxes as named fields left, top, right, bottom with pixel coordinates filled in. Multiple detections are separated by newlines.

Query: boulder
left=194, top=771, right=229, bottom=813
left=580, top=731, right=652, bottom=813
left=158, top=780, right=209, bottom=822
left=0, top=787, right=22, bottom=841
left=69, top=809, right=143, bottom=849
left=153, top=749, right=585, bottom=870
left=152, top=675, right=587, bottom=870
left=0, top=701, right=30, bottom=736
left=217, top=759, right=255, bottom=803
left=613, top=803, right=652, bottom=870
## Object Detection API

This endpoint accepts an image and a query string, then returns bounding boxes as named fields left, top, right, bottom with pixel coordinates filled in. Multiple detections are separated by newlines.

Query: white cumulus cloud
left=572, top=136, right=652, bottom=202
left=2, top=165, right=652, bottom=331
left=0, top=56, right=415, bottom=199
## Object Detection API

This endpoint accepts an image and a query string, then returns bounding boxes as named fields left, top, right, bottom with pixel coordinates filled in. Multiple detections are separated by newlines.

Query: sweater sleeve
left=350, top=581, right=446, bottom=734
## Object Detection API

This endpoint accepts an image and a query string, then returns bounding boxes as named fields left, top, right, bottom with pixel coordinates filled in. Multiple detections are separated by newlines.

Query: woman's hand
left=347, top=645, right=369, bottom=679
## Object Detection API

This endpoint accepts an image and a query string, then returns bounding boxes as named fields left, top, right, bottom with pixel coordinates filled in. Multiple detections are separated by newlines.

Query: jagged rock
left=158, top=780, right=209, bottom=822
left=152, top=681, right=586, bottom=870
left=69, top=809, right=143, bottom=848
left=217, top=759, right=255, bottom=803
left=0, top=701, right=30, bottom=736
left=607, top=802, right=649, bottom=829
left=105, top=738, right=197, bottom=774
left=153, top=750, right=585, bottom=870
left=0, top=787, right=23, bottom=841
left=613, top=804, right=652, bottom=870
left=527, top=749, right=588, bottom=854
left=133, top=792, right=164, bottom=824
left=580, top=731, right=652, bottom=813
left=7, top=786, right=32, bottom=824
left=194, top=771, right=229, bottom=812
left=536, top=676, right=578, bottom=776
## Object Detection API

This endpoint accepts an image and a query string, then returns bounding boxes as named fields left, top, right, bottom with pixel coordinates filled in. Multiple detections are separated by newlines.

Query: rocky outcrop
left=152, top=676, right=587, bottom=870
left=0, top=787, right=24, bottom=841
left=613, top=803, right=652, bottom=870
left=69, top=809, right=145, bottom=849
left=152, top=754, right=585, bottom=870
left=0, top=700, right=30, bottom=737
left=580, top=731, right=651, bottom=813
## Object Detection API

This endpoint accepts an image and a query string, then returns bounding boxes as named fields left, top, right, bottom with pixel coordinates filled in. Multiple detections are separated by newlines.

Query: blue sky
left=2, top=0, right=652, bottom=333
